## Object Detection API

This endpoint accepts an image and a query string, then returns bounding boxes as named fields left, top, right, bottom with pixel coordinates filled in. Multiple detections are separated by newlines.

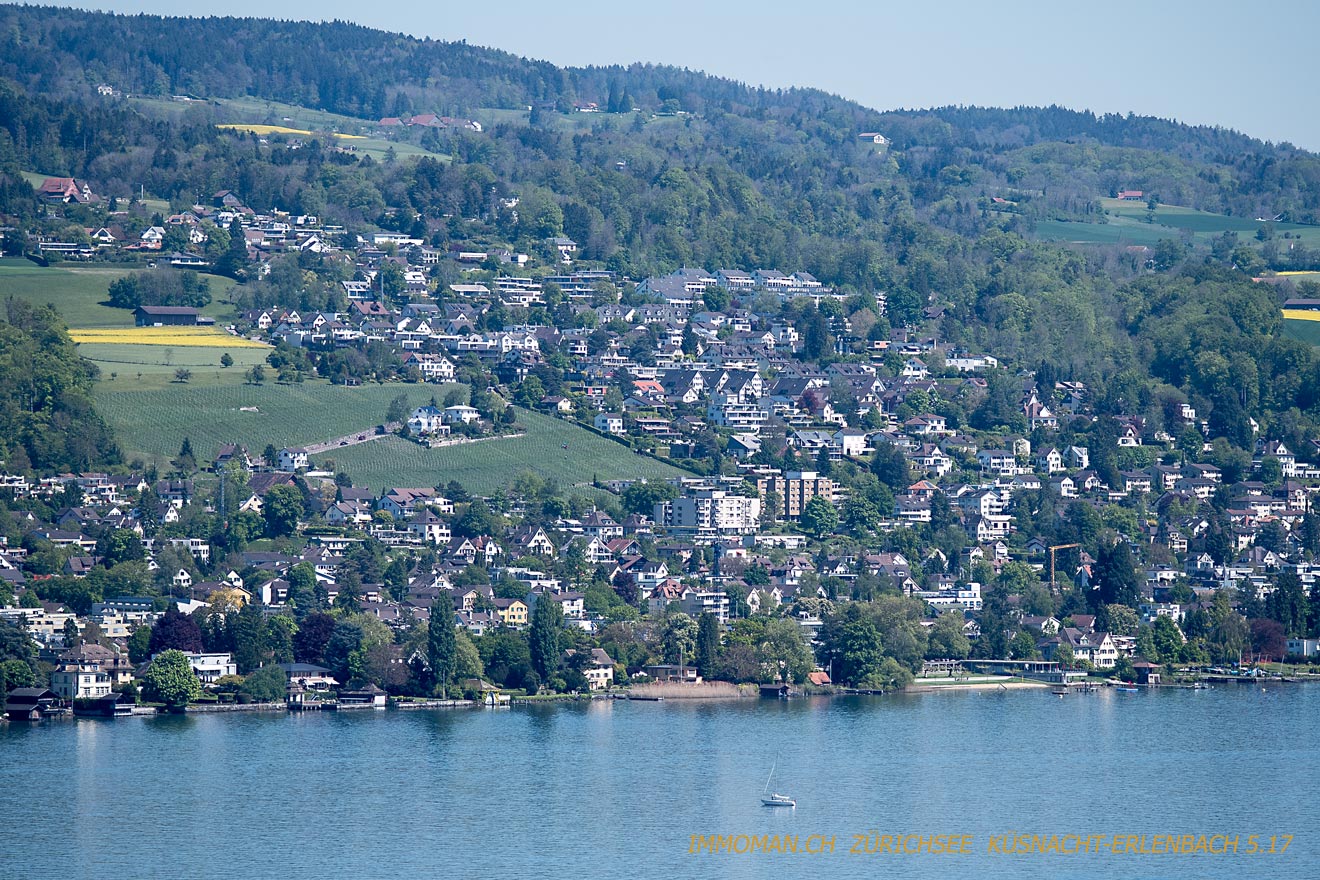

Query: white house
left=1066, top=446, right=1090, bottom=469
left=833, top=429, right=869, bottom=457
left=594, top=412, right=625, bottom=435
left=278, top=447, right=309, bottom=472
left=976, top=449, right=1017, bottom=475
left=407, top=406, right=447, bottom=435
left=901, top=357, right=929, bottom=379
left=404, top=353, right=456, bottom=383
left=443, top=405, right=481, bottom=425
left=1037, top=447, right=1064, bottom=474
left=407, top=510, right=451, bottom=545
left=180, top=652, right=237, bottom=685
left=551, top=237, right=577, bottom=263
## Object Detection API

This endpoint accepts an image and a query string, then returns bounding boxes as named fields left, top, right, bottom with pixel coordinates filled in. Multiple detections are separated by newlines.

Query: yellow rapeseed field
left=70, top=327, right=270, bottom=347
left=217, top=124, right=365, bottom=140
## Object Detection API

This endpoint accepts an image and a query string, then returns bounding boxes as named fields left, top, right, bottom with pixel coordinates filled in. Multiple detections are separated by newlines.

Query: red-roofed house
left=39, top=177, right=97, bottom=204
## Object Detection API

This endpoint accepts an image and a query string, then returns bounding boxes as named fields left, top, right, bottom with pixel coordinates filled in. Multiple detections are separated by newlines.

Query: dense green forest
left=0, top=298, right=120, bottom=471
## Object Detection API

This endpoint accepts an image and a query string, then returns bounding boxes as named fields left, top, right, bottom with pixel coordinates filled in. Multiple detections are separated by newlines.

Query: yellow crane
left=1049, top=543, right=1080, bottom=589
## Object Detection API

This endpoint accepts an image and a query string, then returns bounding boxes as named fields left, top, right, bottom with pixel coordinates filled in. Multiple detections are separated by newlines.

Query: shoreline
left=905, top=678, right=1052, bottom=693
left=13, top=675, right=1314, bottom=723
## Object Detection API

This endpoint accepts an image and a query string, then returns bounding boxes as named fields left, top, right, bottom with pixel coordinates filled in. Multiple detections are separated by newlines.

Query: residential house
left=278, top=447, right=309, bottom=472
left=407, top=406, right=448, bottom=436
left=566, top=647, right=616, bottom=690
left=50, top=643, right=133, bottom=700
left=407, top=511, right=451, bottom=545
left=443, top=405, right=481, bottom=425
left=494, top=598, right=530, bottom=627
left=177, top=652, right=237, bottom=685
left=594, top=413, right=625, bottom=435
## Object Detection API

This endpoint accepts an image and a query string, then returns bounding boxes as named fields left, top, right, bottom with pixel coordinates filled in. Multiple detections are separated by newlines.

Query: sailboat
left=761, top=756, right=796, bottom=807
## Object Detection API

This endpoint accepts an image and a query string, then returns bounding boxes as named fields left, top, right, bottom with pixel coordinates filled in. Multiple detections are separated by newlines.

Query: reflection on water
left=2, top=686, right=1315, bottom=880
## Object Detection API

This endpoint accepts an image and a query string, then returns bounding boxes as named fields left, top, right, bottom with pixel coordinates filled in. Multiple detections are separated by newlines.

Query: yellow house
left=495, top=598, right=529, bottom=627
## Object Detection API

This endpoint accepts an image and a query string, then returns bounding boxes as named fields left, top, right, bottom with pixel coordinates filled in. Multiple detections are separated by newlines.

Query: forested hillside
left=4, top=6, right=1320, bottom=469
left=0, top=299, right=120, bottom=471
left=5, top=5, right=1320, bottom=225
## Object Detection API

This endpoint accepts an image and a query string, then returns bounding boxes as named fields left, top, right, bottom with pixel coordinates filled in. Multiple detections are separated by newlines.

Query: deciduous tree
left=141, top=649, right=201, bottom=708
left=149, top=606, right=203, bottom=654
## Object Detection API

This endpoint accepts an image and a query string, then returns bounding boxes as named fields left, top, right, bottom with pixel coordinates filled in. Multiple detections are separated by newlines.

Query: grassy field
left=0, top=259, right=137, bottom=326
left=1037, top=200, right=1320, bottom=248
left=96, top=381, right=454, bottom=467
left=126, top=96, right=449, bottom=162
left=215, top=123, right=446, bottom=162
left=318, top=409, right=687, bottom=495
left=207, top=96, right=374, bottom=135
left=0, top=259, right=237, bottom=328
left=1282, top=314, right=1320, bottom=347
left=1034, top=218, right=1172, bottom=246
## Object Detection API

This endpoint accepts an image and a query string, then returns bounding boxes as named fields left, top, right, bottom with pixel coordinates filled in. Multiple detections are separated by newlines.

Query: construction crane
left=1048, top=543, right=1080, bottom=589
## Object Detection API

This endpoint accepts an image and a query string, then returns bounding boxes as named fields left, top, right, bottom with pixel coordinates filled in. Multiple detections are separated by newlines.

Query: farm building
left=39, top=176, right=98, bottom=204
left=134, top=305, right=211, bottom=326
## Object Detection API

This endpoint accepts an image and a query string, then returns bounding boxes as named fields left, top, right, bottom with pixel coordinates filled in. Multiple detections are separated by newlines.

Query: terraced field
left=319, top=409, right=687, bottom=496
left=80, top=343, right=272, bottom=389
left=96, top=382, right=453, bottom=466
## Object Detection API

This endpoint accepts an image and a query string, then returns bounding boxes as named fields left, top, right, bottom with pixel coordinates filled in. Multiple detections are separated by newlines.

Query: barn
left=134, top=305, right=202, bottom=326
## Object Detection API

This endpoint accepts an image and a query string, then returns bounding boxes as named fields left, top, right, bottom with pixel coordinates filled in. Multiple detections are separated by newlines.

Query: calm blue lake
left=2, top=685, right=1314, bottom=879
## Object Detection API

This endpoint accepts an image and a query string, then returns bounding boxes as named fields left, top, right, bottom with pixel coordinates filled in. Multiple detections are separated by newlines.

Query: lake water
left=2, top=685, right=1315, bottom=880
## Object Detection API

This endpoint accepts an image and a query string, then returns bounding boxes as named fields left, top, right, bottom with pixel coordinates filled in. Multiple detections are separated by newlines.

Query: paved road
left=303, top=421, right=401, bottom=455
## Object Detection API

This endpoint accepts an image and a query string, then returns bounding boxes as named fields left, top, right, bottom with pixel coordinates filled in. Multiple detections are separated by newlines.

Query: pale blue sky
left=35, top=0, right=1320, bottom=149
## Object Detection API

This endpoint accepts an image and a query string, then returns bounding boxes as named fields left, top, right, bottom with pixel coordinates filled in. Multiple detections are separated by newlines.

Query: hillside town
left=5, top=173, right=1320, bottom=717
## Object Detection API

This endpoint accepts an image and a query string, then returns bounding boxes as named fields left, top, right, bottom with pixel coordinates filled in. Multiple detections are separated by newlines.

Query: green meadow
left=318, top=410, right=687, bottom=496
